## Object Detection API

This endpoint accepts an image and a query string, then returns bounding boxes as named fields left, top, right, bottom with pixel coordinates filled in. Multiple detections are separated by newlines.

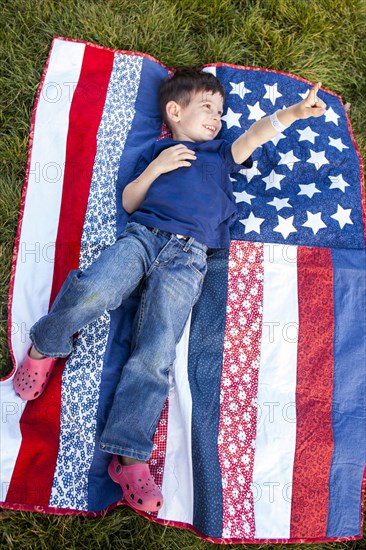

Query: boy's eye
left=203, top=104, right=222, bottom=116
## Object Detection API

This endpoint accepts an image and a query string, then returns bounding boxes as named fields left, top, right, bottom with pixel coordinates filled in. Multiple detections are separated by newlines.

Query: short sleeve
left=132, top=145, right=155, bottom=180
left=218, top=140, right=253, bottom=173
left=117, top=141, right=157, bottom=191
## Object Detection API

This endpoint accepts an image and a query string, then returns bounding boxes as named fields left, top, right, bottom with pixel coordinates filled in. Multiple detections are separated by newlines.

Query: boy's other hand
left=294, top=82, right=327, bottom=119
left=152, top=144, right=197, bottom=175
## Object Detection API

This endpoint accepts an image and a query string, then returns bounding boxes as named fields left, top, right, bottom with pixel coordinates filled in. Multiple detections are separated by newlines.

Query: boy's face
left=168, top=91, right=224, bottom=142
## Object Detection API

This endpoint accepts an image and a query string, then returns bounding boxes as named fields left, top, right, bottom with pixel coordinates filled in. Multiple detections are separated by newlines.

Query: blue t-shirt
left=129, top=138, right=253, bottom=248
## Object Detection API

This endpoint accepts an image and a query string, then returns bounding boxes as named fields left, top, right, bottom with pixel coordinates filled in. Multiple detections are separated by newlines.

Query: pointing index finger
left=313, top=82, right=322, bottom=103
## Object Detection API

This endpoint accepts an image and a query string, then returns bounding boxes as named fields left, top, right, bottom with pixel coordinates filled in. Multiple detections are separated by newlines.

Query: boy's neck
left=171, top=130, right=195, bottom=142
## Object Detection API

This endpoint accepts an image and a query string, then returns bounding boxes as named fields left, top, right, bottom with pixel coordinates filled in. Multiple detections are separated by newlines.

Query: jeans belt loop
left=183, top=237, right=195, bottom=252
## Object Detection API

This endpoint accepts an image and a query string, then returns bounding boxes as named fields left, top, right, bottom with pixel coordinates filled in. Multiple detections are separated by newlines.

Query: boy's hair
left=159, top=68, right=225, bottom=128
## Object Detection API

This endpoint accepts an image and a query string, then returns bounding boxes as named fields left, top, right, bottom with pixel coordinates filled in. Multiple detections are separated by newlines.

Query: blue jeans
left=30, top=222, right=207, bottom=460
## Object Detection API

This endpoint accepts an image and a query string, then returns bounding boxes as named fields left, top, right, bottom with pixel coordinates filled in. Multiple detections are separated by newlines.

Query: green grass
left=1, top=0, right=366, bottom=547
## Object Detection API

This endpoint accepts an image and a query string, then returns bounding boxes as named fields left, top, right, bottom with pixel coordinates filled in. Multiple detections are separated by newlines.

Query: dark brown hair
left=159, top=68, right=225, bottom=128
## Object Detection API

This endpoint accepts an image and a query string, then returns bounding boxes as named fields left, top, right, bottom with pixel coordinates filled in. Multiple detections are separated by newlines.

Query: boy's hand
left=122, top=144, right=196, bottom=213
left=152, top=144, right=197, bottom=175
left=294, top=82, right=327, bottom=119
left=233, top=82, right=326, bottom=162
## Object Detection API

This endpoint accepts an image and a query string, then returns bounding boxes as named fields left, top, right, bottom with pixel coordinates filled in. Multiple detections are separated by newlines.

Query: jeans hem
left=99, top=442, right=150, bottom=462
left=30, top=329, right=73, bottom=359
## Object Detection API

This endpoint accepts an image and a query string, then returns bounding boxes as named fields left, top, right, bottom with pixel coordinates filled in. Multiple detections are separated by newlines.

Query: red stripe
left=218, top=241, right=263, bottom=538
left=290, top=247, right=335, bottom=537
left=148, top=399, right=169, bottom=518
left=50, top=45, right=115, bottom=295
left=6, top=45, right=115, bottom=506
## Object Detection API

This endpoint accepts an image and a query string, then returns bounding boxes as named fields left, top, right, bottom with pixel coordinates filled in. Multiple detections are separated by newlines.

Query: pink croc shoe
left=108, top=455, right=163, bottom=512
left=13, top=349, right=57, bottom=400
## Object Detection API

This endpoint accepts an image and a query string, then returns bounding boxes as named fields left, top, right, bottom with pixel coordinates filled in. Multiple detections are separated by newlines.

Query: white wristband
left=270, top=111, right=287, bottom=132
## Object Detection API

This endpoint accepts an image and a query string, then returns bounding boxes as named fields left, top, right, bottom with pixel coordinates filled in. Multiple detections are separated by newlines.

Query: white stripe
left=253, top=243, right=298, bottom=538
left=10, top=39, right=85, bottom=368
left=0, top=381, right=26, bottom=501
left=202, top=66, right=217, bottom=76
left=158, top=315, right=194, bottom=524
left=0, top=39, right=84, bottom=502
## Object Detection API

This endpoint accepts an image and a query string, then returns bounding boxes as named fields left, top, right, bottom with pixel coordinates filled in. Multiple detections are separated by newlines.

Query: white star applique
left=222, top=107, right=242, bottom=129
left=302, top=211, right=327, bottom=235
left=247, top=102, right=266, bottom=121
left=262, top=170, right=286, bottom=190
left=324, top=107, right=340, bottom=125
left=239, top=160, right=261, bottom=183
left=239, top=212, right=265, bottom=234
left=263, top=83, right=282, bottom=106
left=297, top=127, right=319, bottom=144
left=328, top=137, right=349, bottom=152
left=201, top=67, right=216, bottom=76
left=233, top=189, right=256, bottom=204
left=267, top=197, right=292, bottom=211
left=330, top=205, right=353, bottom=229
left=271, top=133, right=286, bottom=146
left=298, top=183, right=321, bottom=198
left=329, top=174, right=350, bottom=192
left=298, top=90, right=310, bottom=100
left=273, top=215, right=297, bottom=239
left=307, top=149, right=329, bottom=169
left=278, top=150, right=301, bottom=170
left=229, top=81, right=251, bottom=100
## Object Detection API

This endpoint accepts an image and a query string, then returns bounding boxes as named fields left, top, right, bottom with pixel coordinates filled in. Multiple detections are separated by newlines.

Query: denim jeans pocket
left=188, top=251, right=207, bottom=281
left=121, top=221, right=142, bottom=234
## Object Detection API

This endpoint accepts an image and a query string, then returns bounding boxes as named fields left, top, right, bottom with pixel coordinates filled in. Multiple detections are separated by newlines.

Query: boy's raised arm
left=231, top=82, right=326, bottom=165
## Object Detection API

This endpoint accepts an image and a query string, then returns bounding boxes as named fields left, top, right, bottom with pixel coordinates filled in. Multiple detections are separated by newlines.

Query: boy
left=14, top=68, right=326, bottom=512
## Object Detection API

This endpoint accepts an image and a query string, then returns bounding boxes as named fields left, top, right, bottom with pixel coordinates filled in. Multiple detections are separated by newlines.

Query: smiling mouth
left=204, top=125, right=217, bottom=133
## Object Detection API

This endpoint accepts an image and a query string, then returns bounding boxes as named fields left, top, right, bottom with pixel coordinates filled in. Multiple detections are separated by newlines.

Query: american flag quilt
left=1, top=37, right=365, bottom=544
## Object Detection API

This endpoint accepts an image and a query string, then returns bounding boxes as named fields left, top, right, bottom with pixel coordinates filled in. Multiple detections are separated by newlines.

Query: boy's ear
left=165, top=100, right=182, bottom=123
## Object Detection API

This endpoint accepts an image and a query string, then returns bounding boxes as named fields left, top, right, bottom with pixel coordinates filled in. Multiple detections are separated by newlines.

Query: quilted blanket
left=1, top=37, right=365, bottom=544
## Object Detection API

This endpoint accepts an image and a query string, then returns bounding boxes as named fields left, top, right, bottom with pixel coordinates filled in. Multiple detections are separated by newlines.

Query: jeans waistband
left=147, top=226, right=208, bottom=254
